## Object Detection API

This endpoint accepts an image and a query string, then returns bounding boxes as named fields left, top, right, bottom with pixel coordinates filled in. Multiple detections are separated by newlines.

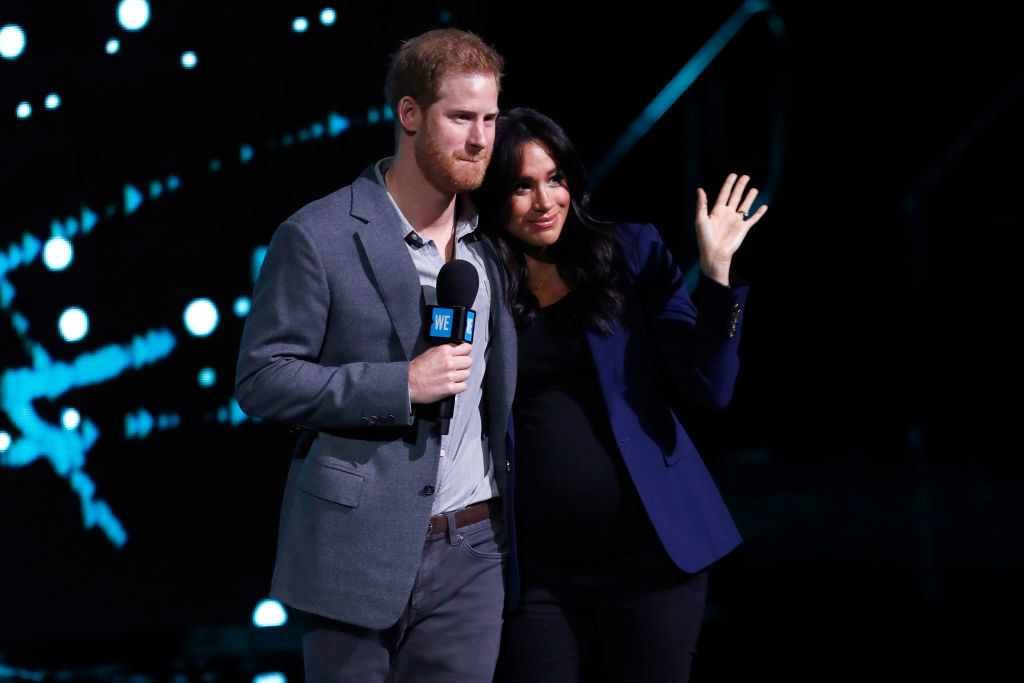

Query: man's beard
left=415, top=128, right=491, bottom=194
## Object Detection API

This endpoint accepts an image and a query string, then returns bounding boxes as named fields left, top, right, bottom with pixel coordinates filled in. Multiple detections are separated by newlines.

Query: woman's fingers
left=727, top=175, right=750, bottom=209
left=737, top=187, right=758, bottom=216
left=708, top=173, right=768, bottom=226
left=714, top=173, right=737, bottom=209
left=746, top=203, right=768, bottom=226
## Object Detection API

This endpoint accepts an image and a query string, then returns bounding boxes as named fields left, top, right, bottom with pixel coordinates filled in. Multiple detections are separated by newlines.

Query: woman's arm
left=630, top=174, right=765, bottom=409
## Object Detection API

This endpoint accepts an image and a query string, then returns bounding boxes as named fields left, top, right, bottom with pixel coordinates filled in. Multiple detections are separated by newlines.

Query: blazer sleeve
left=625, top=222, right=749, bottom=410
left=234, top=219, right=414, bottom=431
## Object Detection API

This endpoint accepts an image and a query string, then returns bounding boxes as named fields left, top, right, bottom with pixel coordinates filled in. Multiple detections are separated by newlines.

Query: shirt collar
left=374, top=157, right=480, bottom=246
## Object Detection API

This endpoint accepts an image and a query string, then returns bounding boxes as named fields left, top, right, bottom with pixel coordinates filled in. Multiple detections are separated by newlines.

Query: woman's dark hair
left=474, top=107, right=624, bottom=334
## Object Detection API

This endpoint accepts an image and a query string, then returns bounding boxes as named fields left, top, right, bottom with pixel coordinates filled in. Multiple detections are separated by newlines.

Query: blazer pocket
left=298, top=459, right=364, bottom=508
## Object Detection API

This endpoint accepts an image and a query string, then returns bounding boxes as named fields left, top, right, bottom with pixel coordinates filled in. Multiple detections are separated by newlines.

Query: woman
left=475, top=108, right=766, bottom=682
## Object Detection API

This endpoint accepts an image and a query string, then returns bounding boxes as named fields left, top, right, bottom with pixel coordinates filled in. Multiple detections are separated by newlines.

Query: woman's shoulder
left=610, top=222, right=668, bottom=271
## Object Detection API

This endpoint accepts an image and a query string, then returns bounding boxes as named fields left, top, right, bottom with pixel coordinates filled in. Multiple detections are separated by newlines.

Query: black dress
left=512, top=291, right=680, bottom=593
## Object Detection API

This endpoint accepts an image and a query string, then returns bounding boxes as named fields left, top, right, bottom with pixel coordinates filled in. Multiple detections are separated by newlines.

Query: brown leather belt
left=428, top=498, right=501, bottom=534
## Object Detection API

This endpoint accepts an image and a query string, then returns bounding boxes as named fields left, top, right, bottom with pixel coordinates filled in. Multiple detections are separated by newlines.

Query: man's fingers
left=444, top=345, right=473, bottom=370
left=409, top=342, right=475, bottom=404
left=449, top=342, right=472, bottom=356
left=696, top=188, right=709, bottom=220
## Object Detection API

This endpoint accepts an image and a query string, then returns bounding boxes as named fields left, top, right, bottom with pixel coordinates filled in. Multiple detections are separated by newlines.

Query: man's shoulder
left=285, top=165, right=386, bottom=237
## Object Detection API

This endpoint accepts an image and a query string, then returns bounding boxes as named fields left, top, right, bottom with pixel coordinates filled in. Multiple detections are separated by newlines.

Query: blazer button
left=422, top=485, right=435, bottom=496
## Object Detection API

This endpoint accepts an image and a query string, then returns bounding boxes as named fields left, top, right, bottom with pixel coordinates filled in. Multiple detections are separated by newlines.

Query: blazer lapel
left=479, top=237, right=517, bottom=429
left=350, top=170, right=423, bottom=360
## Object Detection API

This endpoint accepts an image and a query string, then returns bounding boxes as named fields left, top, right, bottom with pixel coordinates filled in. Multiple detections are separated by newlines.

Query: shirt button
left=506, top=460, right=511, bottom=472
left=422, top=485, right=435, bottom=496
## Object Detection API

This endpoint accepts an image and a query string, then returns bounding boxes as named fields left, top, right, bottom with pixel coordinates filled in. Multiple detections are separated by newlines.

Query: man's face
left=414, top=72, right=499, bottom=194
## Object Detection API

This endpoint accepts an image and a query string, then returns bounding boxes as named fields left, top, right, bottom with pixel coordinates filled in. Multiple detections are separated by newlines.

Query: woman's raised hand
left=695, top=173, right=767, bottom=286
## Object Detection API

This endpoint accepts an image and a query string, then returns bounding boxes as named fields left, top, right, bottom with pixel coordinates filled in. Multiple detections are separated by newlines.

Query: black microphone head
left=436, top=259, right=478, bottom=308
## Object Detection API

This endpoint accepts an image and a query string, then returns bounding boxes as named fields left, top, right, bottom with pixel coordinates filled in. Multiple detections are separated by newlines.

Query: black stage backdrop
left=1, top=1, right=1020, bottom=679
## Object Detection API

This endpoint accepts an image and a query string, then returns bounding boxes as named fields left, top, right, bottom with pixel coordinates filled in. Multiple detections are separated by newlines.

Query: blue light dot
left=0, top=431, right=11, bottom=452
left=43, top=237, right=73, bottom=271
left=320, top=8, right=337, bottom=25
left=367, top=108, right=380, bottom=124
left=240, top=144, right=254, bottom=163
left=12, top=312, right=28, bottom=334
left=81, top=207, right=99, bottom=233
left=292, top=17, right=309, bottom=33
left=254, top=673, right=286, bottom=683
left=253, top=599, right=288, bottom=628
left=252, top=247, right=268, bottom=282
left=198, top=368, right=216, bottom=387
left=61, top=408, right=81, bottom=431
left=117, top=0, right=151, bottom=32
left=45, top=93, right=61, bottom=110
left=0, top=24, right=27, bottom=60
left=59, top=307, right=89, bottom=343
left=124, top=183, right=143, bottom=215
left=233, top=297, right=251, bottom=317
left=181, top=51, right=197, bottom=69
left=166, top=175, right=180, bottom=191
left=327, top=112, right=349, bottom=137
left=183, top=298, right=219, bottom=337
left=106, top=38, right=120, bottom=54
left=16, top=102, right=31, bottom=119
left=440, top=10, right=452, bottom=23
left=209, top=159, right=222, bottom=172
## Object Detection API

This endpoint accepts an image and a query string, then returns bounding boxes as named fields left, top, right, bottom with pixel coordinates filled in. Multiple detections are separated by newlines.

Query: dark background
left=1, top=1, right=1021, bottom=680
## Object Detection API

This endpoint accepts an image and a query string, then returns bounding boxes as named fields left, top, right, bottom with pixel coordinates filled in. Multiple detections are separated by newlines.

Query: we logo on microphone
left=427, top=306, right=475, bottom=343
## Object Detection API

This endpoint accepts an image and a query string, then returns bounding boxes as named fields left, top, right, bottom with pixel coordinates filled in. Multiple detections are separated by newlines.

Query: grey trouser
left=301, top=513, right=507, bottom=682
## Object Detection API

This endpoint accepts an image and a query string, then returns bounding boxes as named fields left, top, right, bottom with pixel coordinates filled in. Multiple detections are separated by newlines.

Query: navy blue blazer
left=505, top=222, right=744, bottom=607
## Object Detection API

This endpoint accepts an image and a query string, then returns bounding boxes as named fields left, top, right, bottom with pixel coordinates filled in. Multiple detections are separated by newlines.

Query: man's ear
left=397, top=95, right=420, bottom=136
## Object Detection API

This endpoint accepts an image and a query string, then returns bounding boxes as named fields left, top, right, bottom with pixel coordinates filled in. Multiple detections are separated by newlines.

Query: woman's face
left=505, top=140, right=570, bottom=253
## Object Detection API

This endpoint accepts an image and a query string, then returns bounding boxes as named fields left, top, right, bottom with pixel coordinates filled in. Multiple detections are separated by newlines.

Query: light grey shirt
left=375, top=159, right=499, bottom=515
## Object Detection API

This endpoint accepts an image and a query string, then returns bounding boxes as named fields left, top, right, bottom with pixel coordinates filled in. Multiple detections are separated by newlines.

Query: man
left=235, top=29, right=515, bottom=681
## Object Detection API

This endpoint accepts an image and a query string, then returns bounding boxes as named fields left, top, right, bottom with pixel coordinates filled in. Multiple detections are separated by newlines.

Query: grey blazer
left=235, top=166, right=516, bottom=629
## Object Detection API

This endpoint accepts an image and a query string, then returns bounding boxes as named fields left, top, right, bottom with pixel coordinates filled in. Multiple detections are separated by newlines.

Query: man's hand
left=409, top=343, right=473, bottom=404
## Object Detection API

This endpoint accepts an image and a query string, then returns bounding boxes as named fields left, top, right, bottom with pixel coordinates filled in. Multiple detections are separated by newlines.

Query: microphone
left=426, top=260, right=478, bottom=434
